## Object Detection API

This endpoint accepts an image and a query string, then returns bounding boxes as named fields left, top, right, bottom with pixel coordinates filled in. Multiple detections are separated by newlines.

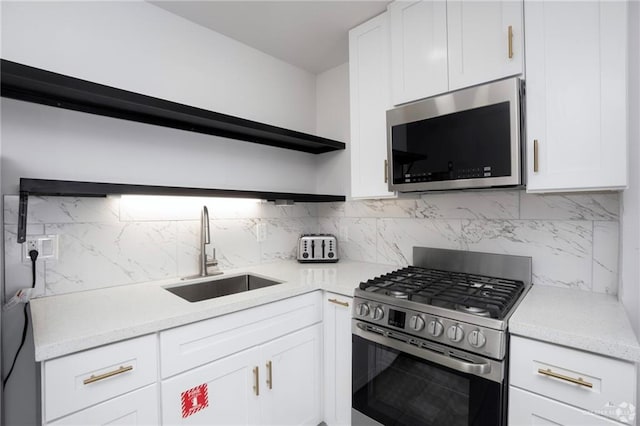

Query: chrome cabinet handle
left=508, top=25, right=514, bottom=59
left=537, top=368, right=593, bottom=388
left=533, top=139, right=539, bottom=172
left=253, top=366, right=260, bottom=396
left=266, top=360, right=273, bottom=390
left=328, top=298, right=349, bottom=308
left=83, top=365, right=133, bottom=385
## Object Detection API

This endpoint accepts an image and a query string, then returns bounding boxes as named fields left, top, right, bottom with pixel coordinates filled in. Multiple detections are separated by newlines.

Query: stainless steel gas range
left=352, top=247, right=532, bottom=426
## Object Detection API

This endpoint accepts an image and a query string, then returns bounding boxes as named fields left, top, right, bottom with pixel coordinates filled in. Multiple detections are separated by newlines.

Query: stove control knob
left=447, top=325, right=464, bottom=343
left=468, top=330, right=486, bottom=348
left=371, top=306, right=385, bottom=321
left=356, top=303, right=370, bottom=317
left=427, top=320, right=444, bottom=337
left=409, top=315, right=425, bottom=331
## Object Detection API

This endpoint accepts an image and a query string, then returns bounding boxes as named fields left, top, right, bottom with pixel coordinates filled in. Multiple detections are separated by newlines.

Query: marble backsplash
left=3, top=195, right=317, bottom=296
left=317, top=191, right=619, bottom=294
left=2, top=190, right=620, bottom=297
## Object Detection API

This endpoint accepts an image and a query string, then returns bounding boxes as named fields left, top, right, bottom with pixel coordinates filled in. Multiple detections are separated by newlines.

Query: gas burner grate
left=359, top=266, right=525, bottom=319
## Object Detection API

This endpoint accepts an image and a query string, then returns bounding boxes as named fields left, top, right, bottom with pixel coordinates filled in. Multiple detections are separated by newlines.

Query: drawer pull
left=328, top=298, right=349, bottom=308
left=533, top=139, right=539, bottom=172
left=508, top=25, right=514, bottom=59
left=537, top=368, right=593, bottom=388
left=83, top=365, right=133, bottom=385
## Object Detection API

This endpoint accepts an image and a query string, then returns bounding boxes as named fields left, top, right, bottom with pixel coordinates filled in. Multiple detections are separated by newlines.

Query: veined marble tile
left=377, top=219, right=463, bottom=266
left=592, top=221, right=619, bottom=295
left=200, top=219, right=262, bottom=270
left=261, top=218, right=317, bottom=262
left=417, top=191, right=519, bottom=220
left=316, top=202, right=345, bottom=218
left=259, top=202, right=317, bottom=219
left=119, top=196, right=262, bottom=221
left=344, top=199, right=417, bottom=218
left=318, top=217, right=377, bottom=263
left=4, top=225, right=47, bottom=298
left=461, top=220, right=593, bottom=291
left=43, top=222, right=178, bottom=295
left=520, top=192, right=619, bottom=221
left=4, top=195, right=120, bottom=225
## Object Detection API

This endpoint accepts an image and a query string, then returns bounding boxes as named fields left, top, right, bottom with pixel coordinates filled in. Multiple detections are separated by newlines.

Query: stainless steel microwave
left=386, top=77, right=524, bottom=192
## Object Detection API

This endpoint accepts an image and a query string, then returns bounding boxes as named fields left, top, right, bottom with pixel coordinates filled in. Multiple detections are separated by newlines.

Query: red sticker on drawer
left=181, top=384, right=209, bottom=418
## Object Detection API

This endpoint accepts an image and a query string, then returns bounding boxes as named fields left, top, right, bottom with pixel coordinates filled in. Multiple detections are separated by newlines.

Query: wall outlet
left=256, top=223, right=267, bottom=242
left=23, top=234, right=58, bottom=264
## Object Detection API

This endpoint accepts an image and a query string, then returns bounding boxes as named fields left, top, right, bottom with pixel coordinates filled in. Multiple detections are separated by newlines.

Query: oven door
left=352, top=321, right=506, bottom=426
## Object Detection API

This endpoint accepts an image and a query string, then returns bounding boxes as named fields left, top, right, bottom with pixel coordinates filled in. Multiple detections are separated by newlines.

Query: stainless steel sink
left=164, top=274, right=282, bottom=302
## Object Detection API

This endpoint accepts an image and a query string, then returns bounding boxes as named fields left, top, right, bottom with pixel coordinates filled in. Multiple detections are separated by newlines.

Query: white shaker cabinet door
left=447, top=0, right=523, bottom=91
left=47, top=385, right=159, bottom=426
left=161, top=348, right=261, bottom=425
left=260, top=324, right=322, bottom=426
left=525, top=0, right=628, bottom=192
left=509, top=387, right=625, bottom=426
left=323, top=294, right=353, bottom=426
left=349, top=12, right=395, bottom=199
left=388, top=0, right=448, bottom=105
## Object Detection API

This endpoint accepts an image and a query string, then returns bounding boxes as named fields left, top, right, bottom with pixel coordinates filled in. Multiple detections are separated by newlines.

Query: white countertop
left=30, top=260, right=397, bottom=361
left=509, top=285, right=640, bottom=363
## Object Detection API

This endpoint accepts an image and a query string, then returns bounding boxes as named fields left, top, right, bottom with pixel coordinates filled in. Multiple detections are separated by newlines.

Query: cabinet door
left=349, top=12, right=396, bottom=199
left=509, top=387, right=625, bottom=425
left=323, top=294, right=353, bottom=426
left=260, top=324, right=322, bottom=426
left=388, top=0, right=448, bottom=105
left=525, top=0, right=628, bottom=192
left=161, top=348, right=261, bottom=425
left=447, top=0, right=523, bottom=91
left=47, top=385, right=159, bottom=426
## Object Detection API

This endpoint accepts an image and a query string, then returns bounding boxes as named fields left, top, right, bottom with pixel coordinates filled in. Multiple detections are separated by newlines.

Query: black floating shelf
left=1, top=59, right=346, bottom=154
left=17, top=178, right=346, bottom=243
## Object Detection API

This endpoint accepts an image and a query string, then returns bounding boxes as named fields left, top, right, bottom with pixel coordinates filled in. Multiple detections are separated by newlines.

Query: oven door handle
left=353, top=321, right=503, bottom=383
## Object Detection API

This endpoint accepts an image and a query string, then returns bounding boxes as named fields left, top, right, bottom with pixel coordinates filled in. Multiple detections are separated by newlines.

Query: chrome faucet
left=199, top=206, right=220, bottom=276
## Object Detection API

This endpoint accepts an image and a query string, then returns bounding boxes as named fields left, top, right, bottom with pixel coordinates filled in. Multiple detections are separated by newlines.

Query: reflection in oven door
left=352, top=334, right=505, bottom=426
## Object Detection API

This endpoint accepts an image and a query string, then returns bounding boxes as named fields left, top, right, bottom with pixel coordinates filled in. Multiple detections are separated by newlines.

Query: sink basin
left=164, top=274, right=282, bottom=302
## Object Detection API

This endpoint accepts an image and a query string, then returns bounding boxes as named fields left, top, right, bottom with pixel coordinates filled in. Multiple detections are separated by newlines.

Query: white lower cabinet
left=323, top=293, right=353, bottom=426
left=161, top=324, right=322, bottom=425
left=48, top=385, right=159, bottom=426
left=509, top=336, right=636, bottom=426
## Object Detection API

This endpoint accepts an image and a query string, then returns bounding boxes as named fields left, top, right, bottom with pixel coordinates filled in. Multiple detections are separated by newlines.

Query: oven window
left=352, top=335, right=504, bottom=426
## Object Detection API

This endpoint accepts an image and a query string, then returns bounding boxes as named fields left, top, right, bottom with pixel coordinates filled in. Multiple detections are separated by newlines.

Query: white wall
left=621, top=0, right=640, bottom=334
left=315, top=62, right=351, bottom=196
left=1, top=98, right=318, bottom=195
left=1, top=1, right=316, bottom=134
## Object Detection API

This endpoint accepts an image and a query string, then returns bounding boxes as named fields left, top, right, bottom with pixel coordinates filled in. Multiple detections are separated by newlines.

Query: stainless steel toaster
left=297, top=234, right=338, bottom=263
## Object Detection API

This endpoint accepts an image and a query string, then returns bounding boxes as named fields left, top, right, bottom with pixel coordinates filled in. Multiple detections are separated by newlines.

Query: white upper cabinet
left=525, top=0, right=628, bottom=192
left=388, top=1, right=448, bottom=105
left=387, top=0, right=524, bottom=106
left=349, top=12, right=396, bottom=199
left=447, top=1, right=523, bottom=91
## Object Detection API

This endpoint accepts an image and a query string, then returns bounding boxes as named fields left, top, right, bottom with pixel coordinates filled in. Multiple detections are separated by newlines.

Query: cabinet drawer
left=510, top=336, right=635, bottom=423
left=509, top=387, right=625, bottom=425
left=160, top=291, right=322, bottom=378
left=43, top=334, right=158, bottom=422
left=47, top=384, right=159, bottom=425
